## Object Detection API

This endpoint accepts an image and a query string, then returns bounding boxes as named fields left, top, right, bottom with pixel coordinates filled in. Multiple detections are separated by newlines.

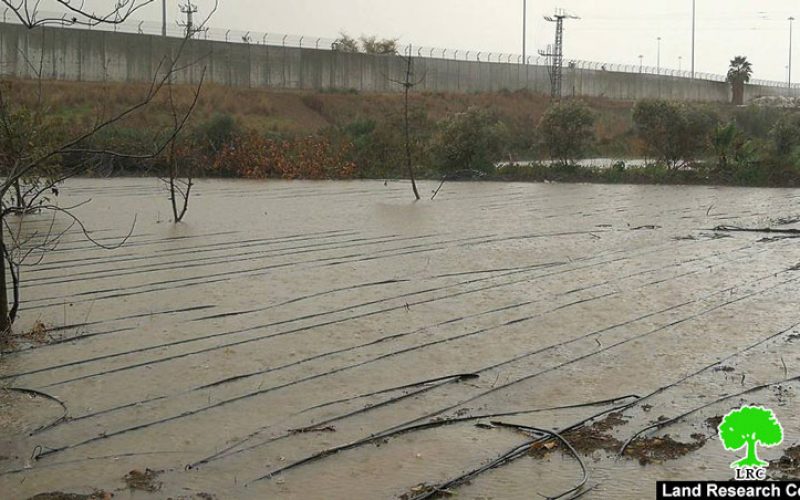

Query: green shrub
left=632, top=99, right=719, bottom=169
left=336, top=112, right=433, bottom=178
left=431, top=108, right=506, bottom=174
left=538, top=100, right=595, bottom=166
left=769, top=113, right=800, bottom=157
left=194, top=113, right=239, bottom=155
left=734, top=106, right=785, bottom=139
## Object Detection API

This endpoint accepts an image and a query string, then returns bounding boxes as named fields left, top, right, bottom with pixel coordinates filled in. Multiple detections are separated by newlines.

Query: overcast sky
left=48, top=1, right=800, bottom=82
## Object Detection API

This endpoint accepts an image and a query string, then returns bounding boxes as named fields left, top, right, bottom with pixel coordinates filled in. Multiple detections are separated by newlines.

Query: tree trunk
left=0, top=226, right=11, bottom=335
left=13, top=180, right=23, bottom=209
left=404, top=84, right=420, bottom=201
left=732, top=81, right=745, bottom=105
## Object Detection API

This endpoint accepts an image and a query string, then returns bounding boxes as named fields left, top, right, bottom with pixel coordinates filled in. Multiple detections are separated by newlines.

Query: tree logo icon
left=718, top=406, right=783, bottom=469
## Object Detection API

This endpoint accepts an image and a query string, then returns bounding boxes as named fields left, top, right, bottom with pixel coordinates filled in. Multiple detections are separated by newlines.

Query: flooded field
left=2, top=178, right=800, bottom=499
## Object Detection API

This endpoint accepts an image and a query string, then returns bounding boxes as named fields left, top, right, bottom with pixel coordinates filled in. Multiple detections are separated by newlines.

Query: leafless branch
left=1, top=0, right=155, bottom=28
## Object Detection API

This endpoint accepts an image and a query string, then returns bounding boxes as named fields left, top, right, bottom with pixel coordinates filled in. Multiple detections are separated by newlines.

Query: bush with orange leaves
left=211, top=131, right=358, bottom=180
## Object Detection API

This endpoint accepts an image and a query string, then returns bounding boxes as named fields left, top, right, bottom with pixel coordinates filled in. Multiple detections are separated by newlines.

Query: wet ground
left=1, top=179, right=800, bottom=499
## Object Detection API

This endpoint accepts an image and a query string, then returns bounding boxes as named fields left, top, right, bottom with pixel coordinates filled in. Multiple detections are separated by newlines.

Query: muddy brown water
left=1, top=179, right=800, bottom=499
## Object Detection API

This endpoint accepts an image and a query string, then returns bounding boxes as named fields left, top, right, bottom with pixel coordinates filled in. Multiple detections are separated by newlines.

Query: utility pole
left=691, top=0, right=696, bottom=79
left=657, top=37, right=661, bottom=74
left=162, top=0, right=167, bottom=36
left=539, top=8, right=579, bottom=99
left=522, top=0, right=527, bottom=63
left=179, top=0, right=198, bottom=37
left=679, top=55, right=683, bottom=71
left=790, top=17, right=795, bottom=89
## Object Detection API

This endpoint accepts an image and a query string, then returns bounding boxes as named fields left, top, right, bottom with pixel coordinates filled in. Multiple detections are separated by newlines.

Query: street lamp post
left=691, top=0, right=696, bottom=79
left=162, top=0, right=167, bottom=36
left=790, top=17, right=795, bottom=89
left=522, top=0, right=527, bottom=63
left=679, top=55, right=683, bottom=71
left=657, top=37, right=662, bottom=74
left=639, top=54, right=644, bottom=73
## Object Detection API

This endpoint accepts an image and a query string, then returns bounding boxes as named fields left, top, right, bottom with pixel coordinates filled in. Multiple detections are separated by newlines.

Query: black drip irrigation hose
left=3, top=388, right=68, bottom=435
left=37, top=290, right=621, bottom=459
left=4, top=258, right=556, bottom=382
left=404, top=398, right=643, bottom=500
left=23, top=231, right=483, bottom=311
left=10, top=235, right=749, bottom=388
left=189, top=259, right=786, bottom=468
left=620, top=374, right=800, bottom=455
left=27, top=238, right=748, bottom=443
left=489, top=422, right=588, bottom=500
left=247, top=311, right=800, bottom=491
left=32, top=257, right=794, bottom=464
left=10, top=233, right=705, bottom=392
left=187, top=373, right=481, bottom=468
left=33, top=373, right=480, bottom=461
left=243, top=395, right=638, bottom=484
left=28, top=239, right=758, bottom=433
left=714, top=225, right=800, bottom=234
left=613, top=317, right=800, bottom=454
left=21, top=239, right=775, bottom=466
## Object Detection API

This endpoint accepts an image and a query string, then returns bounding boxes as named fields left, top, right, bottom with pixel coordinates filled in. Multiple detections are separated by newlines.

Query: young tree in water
left=727, top=56, right=753, bottom=106
left=160, top=3, right=217, bottom=223
left=390, top=47, right=424, bottom=200
left=0, top=0, right=214, bottom=335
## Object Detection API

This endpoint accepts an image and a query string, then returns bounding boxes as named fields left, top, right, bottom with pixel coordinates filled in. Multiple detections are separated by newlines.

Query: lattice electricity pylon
left=539, top=8, right=579, bottom=99
left=178, top=1, right=199, bottom=37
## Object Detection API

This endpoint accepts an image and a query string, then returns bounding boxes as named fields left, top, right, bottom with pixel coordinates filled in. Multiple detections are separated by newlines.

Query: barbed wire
left=1, top=8, right=796, bottom=89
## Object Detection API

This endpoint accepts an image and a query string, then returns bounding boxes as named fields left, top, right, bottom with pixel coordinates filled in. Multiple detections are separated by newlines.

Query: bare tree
left=0, top=0, right=214, bottom=334
left=0, top=0, right=153, bottom=28
left=160, top=80, right=203, bottom=223
left=390, top=47, right=425, bottom=200
left=159, top=2, right=216, bottom=223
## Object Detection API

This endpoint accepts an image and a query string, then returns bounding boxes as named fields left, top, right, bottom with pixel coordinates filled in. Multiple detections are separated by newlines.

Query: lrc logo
left=718, top=405, right=784, bottom=480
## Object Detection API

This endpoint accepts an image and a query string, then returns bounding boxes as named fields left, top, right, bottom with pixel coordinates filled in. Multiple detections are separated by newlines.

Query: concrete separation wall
left=1, top=22, right=796, bottom=103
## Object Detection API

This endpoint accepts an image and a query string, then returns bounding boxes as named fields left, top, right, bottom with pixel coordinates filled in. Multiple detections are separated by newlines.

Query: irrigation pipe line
left=404, top=397, right=655, bottom=500
left=248, top=313, right=800, bottom=489
left=3, top=388, right=68, bottom=435
left=244, top=395, right=636, bottom=484
left=713, top=225, right=800, bottom=234
left=186, top=373, right=481, bottom=468
left=620, top=374, right=800, bottom=455
left=191, top=395, right=639, bottom=469
left=32, top=263, right=797, bottom=462
left=30, top=239, right=765, bottom=435
left=491, top=422, right=588, bottom=500
left=11, top=235, right=755, bottom=385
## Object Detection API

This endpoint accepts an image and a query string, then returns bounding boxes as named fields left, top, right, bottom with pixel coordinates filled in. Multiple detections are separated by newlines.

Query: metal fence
left=2, top=7, right=795, bottom=90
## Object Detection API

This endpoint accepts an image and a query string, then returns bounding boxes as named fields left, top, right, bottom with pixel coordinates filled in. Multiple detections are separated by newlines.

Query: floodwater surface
left=1, top=179, right=800, bottom=499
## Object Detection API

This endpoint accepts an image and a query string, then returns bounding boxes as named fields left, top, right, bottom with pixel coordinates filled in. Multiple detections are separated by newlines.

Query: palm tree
left=727, top=56, right=753, bottom=105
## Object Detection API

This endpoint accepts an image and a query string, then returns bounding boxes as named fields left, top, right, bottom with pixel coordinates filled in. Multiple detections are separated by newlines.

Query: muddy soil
left=2, top=179, right=800, bottom=499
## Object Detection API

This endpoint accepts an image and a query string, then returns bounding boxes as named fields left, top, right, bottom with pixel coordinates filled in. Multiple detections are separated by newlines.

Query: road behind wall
left=0, top=22, right=795, bottom=103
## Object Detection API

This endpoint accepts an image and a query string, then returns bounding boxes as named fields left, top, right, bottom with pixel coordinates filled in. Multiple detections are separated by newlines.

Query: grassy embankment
left=8, top=79, right=799, bottom=187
